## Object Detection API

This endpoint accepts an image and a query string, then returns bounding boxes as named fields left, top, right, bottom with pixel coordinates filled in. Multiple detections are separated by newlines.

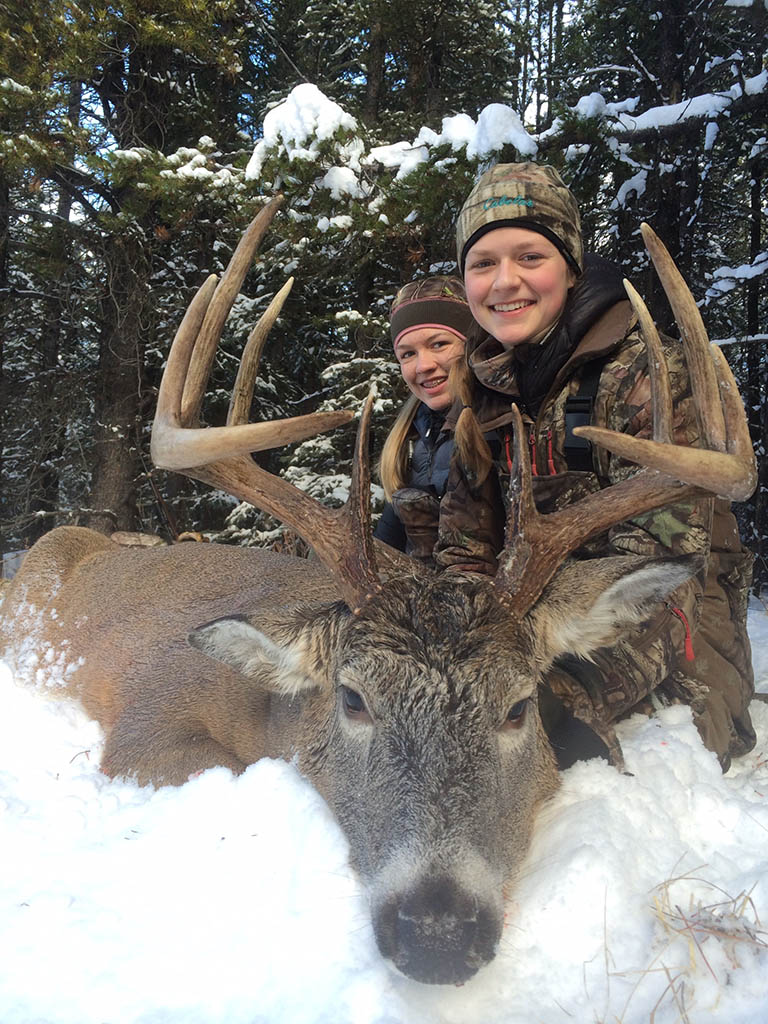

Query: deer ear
left=188, top=615, right=324, bottom=696
left=531, top=553, right=705, bottom=663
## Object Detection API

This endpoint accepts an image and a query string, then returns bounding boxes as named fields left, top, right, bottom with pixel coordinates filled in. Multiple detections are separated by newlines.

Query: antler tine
left=623, top=278, right=672, bottom=443
left=495, top=404, right=539, bottom=600
left=640, top=222, right=726, bottom=452
left=159, top=396, right=386, bottom=609
left=573, top=227, right=756, bottom=501
left=154, top=274, right=218, bottom=431
left=338, top=391, right=419, bottom=585
left=181, top=195, right=285, bottom=426
left=152, top=198, right=416, bottom=609
left=332, top=389, right=381, bottom=602
left=710, top=344, right=756, bottom=471
left=152, top=202, right=354, bottom=472
left=228, top=277, right=295, bottom=427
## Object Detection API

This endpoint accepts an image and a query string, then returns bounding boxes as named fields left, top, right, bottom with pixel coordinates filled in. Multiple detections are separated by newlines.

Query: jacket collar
left=412, top=402, right=448, bottom=441
left=445, top=297, right=636, bottom=432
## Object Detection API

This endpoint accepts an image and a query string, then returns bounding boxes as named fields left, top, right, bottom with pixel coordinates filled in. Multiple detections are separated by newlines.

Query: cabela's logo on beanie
left=482, top=195, right=534, bottom=211
left=456, top=163, right=583, bottom=274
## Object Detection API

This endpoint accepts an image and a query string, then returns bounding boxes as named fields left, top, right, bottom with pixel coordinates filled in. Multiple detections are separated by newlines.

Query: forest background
left=1, top=0, right=766, bottom=587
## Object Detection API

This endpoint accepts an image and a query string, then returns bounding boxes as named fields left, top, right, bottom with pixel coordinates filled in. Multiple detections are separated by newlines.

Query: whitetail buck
left=0, top=196, right=755, bottom=986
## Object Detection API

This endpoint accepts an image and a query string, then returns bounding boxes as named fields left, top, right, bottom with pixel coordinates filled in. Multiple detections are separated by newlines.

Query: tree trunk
left=363, top=18, right=387, bottom=126
left=26, top=81, right=82, bottom=546
left=0, top=171, right=9, bottom=552
left=85, top=229, right=151, bottom=535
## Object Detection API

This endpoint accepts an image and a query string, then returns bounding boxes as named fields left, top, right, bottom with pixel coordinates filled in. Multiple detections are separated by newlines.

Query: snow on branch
left=704, top=251, right=768, bottom=303
left=246, top=71, right=767, bottom=199
left=605, top=71, right=768, bottom=142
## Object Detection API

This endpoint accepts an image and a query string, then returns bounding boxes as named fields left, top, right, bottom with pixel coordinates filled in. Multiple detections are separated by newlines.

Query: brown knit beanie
left=389, top=276, right=473, bottom=347
left=456, top=163, right=583, bottom=274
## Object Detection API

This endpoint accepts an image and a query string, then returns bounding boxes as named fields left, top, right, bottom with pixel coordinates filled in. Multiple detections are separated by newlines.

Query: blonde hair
left=379, top=393, right=421, bottom=500
left=379, top=276, right=468, bottom=500
left=449, top=351, right=493, bottom=487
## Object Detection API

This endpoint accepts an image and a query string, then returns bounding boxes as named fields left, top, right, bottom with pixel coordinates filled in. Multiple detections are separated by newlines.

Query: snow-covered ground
left=1, top=601, right=767, bottom=1024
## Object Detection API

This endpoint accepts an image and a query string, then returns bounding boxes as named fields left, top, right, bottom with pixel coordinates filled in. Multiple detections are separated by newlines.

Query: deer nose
left=374, top=875, right=500, bottom=985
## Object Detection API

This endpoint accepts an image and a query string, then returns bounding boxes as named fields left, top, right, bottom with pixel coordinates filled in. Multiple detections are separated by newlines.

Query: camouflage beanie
left=456, top=163, right=583, bottom=274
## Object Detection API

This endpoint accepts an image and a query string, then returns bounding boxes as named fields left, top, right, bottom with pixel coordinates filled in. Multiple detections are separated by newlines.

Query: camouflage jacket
left=431, top=299, right=755, bottom=770
left=438, top=300, right=713, bottom=568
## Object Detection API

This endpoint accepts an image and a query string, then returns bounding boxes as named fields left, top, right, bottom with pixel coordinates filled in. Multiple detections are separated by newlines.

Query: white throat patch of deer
left=0, top=198, right=755, bottom=986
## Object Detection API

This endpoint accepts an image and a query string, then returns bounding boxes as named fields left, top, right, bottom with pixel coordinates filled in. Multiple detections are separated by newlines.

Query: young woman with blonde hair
left=375, top=276, right=473, bottom=561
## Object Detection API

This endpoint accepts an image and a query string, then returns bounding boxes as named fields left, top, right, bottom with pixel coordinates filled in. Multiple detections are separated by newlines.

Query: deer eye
left=502, top=698, right=529, bottom=731
left=341, top=686, right=369, bottom=720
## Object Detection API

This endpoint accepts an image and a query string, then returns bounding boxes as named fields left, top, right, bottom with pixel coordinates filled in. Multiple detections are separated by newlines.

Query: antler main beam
left=494, top=223, right=756, bottom=616
left=151, top=195, right=404, bottom=608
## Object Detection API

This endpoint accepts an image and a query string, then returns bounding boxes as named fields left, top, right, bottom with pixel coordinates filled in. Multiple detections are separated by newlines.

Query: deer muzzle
left=373, top=871, right=502, bottom=985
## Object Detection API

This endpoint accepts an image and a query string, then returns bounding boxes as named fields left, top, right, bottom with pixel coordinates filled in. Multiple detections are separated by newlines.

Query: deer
left=0, top=195, right=756, bottom=987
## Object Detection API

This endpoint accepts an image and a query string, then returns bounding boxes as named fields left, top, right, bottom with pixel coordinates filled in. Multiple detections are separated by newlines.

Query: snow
left=321, top=166, right=364, bottom=200
left=316, top=214, right=354, bottom=233
left=705, top=252, right=768, bottom=301
left=246, top=83, right=358, bottom=182
left=613, top=71, right=768, bottom=133
left=368, top=104, right=537, bottom=176
left=466, top=105, right=537, bottom=161
left=612, top=169, right=648, bottom=209
left=1, top=601, right=767, bottom=1023
left=245, top=72, right=767, bottom=197
left=0, top=77, right=34, bottom=96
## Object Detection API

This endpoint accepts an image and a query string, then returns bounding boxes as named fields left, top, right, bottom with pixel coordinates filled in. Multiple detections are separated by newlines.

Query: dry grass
left=591, top=870, right=767, bottom=1023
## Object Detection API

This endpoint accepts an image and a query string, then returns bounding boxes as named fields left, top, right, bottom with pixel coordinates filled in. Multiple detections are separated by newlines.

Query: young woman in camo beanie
left=434, top=162, right=755, bottom=772
left=374, top=276, right=473, bottom=559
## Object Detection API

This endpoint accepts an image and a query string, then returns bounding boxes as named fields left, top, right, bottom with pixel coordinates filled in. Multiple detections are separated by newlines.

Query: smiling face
left=464, top=227, right=575, bottom=349
left=394, top=327, right=465, bottom=411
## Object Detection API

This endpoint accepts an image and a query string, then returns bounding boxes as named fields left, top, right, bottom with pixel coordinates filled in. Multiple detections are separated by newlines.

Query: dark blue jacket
left=375, top=403, right=454, bottom=551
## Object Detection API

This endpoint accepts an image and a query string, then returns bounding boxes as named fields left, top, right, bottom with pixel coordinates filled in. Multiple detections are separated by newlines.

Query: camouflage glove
left=390, top=488, right=441, bottom=566
left=434, top=468, right=504, bottom=576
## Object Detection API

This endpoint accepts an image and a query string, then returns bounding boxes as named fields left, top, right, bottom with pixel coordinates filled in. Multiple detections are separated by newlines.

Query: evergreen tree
left=2, top=0, right=765, bottom=586
left=1, top=0, right=257, bottom=543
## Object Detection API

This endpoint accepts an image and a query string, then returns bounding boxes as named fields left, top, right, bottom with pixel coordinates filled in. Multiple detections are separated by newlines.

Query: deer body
left=1, top=526, right=559, bottom=984
left=1, top=528, right=331, bottom=774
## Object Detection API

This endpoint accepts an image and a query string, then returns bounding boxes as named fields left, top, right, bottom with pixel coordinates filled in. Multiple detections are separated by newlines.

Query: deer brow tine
left=494, top=405, right=548, bottom=599
left=339, top=388, right=379, bottom=592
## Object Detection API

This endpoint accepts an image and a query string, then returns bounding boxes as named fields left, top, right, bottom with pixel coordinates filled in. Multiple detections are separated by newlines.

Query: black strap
left=563, top=357, right=609, bottom=472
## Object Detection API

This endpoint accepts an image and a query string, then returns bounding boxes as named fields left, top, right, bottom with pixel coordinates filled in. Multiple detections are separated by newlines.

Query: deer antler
left=151, top=194, right=406, bottom=609
left=494, top=223, right=756, bottom=616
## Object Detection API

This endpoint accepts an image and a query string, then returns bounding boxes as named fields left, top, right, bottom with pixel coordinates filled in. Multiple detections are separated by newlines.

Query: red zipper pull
left=669, top=605, right=695, bottom=661
left=546, top=429, right=556, bottom=475
left=504, top=429, right=514, bottom=472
